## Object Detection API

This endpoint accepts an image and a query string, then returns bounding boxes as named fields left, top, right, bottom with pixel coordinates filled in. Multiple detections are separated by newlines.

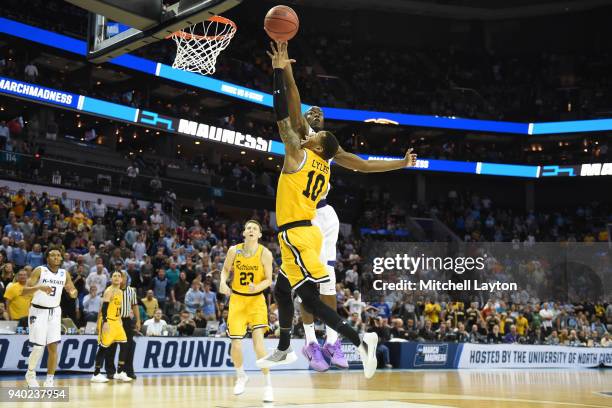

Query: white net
left=170, top=16, right=236, bottom=76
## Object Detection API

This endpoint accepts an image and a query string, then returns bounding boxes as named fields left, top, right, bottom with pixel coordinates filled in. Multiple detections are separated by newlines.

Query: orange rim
left=167, top=15, right=237, bottom=41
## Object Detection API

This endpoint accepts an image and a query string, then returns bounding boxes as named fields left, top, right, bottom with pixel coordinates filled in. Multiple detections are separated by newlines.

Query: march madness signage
left=0, top=335, right=308, bottom=373
left=414, top=344, right=449, bottom=367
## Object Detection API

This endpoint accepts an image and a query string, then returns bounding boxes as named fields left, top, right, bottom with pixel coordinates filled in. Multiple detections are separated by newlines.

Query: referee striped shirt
left=120, top=286, right=138, bottom=318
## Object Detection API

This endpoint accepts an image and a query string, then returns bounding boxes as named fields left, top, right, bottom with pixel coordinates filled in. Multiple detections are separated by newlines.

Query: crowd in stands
left=0, top=186, right=610, bottom=356
left=430, top=190, right=611, bottom=243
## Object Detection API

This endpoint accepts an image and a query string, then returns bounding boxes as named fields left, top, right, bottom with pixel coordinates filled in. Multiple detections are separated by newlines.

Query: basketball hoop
left=169, top=16, right=237, bottom=76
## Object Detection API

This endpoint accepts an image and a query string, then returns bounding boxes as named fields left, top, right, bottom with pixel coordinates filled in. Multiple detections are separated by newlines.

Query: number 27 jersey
left=276, top=148, right=330, bottom=226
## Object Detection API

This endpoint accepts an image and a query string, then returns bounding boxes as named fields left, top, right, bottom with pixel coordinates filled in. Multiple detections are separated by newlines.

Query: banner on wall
left=0, top=335, right=309, bottom=373
left=457, top=344, right=612, bottom=369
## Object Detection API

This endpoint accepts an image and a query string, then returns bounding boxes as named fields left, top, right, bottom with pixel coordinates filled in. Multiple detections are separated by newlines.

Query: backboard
left=64, top=0, right=242, bottom=63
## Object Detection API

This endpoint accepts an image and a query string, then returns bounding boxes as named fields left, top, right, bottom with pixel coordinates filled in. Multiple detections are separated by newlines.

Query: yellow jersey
left=231, top=243, right=266, bottom=295
left=107, top=288, right=122, bottom=321
left=276, top=148, right=330, bottom=226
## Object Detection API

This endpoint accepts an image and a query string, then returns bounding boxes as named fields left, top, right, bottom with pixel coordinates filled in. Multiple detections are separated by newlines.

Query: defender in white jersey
left=281, top=47, right=418, bottom=371
left=23, top=249, right=78, bottom=387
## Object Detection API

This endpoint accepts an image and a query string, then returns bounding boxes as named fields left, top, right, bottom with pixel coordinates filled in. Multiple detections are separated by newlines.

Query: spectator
left=424, top=299, right=442, bottom=329
left=10, top=240, right=27, bottom=270
left=141, top=290, right=159, bottom=319
left=151, top=269, right=171, bottom=312
left=504, top=325, right=519, bottom=343
left=92, top=218, right=107, bottom=245
left=184, top=280, right=205, bottom=314
left=344, top=265, right=359, bottom=292
left=83, top=245, right=100, bottom=270
left=0, top=303, right=9, bottom=320
left=150, top=208, right=162, bottom=231
left=144, top=309, right=168, bottom=336
left=24, top=62, right=39, bottom=82
left=202, top=282, right=217, bottom=320
left=172, top=271, right=190, bottom=305
left=0, top=121, right=9, bottom=150
left=176, top=310, right=196, bottom=336
left=165, top=262, right=180, bottom=286
left=126, top=162, right=139, bottom=191
left=82, top=286, right=102, bottom=322
left=488, top=325, right=504, bottom=344
left=3, top=269, right=32, bottom=322
left=368, top=316, right=392, bottom=368
left=93, top=198, right=107, bottom=219
left=11, top=189, right=27, bottom=218
left=85, top=260, right=109, bottom=293
left=539, top=303, right=554, bottom=336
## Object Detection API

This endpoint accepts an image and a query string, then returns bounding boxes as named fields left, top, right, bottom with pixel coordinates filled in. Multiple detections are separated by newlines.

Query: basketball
left=264, top=5, right=299, bottom=41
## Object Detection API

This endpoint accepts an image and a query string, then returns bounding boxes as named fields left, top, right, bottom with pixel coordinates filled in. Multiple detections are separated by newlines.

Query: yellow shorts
left=98, top=318, right=127, bottom=347
left=227, top=294, right=268, bottom=339
left=278, top=225, right=329, bottom=288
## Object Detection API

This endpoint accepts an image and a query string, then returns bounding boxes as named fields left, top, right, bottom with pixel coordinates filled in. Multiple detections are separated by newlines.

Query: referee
left=107, top=271, right=141, bottom=380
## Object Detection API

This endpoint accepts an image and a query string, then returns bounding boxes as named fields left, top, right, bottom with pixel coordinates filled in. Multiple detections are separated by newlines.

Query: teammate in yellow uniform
left=219, top=220, right=273, bottom=403
left=91, top=271, right=129, bottom=383
left=256, top=41, right=378, bottom=379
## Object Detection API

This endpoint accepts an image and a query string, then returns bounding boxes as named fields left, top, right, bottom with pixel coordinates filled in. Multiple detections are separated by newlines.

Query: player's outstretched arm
left=250, top=247, right=273, bottom=293
left=22, top=267, right=51, bottom=295
left=281, top=45, right=308, bottom=136
left=267, top=41, right=303, bottom=171
left=219, top=245, right=237, bottom=296
left=334, top=147, right=418, bottom=173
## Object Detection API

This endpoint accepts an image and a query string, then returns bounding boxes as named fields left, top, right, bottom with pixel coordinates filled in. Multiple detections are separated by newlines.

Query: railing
left=0, top=149, right=275, bottom=211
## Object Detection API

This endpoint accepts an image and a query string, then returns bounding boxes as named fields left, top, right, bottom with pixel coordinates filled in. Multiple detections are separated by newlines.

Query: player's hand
left=404, top=148, right=418, bottom=167
left=219, top=281, right=230, bottom=296
left=266, top=41, right=295, bottom=69
left=102, top=322, right=110, bottom=334
left=39, top=285, right=53, bottom=294
left=135, top=321, right=141, bottom=331
left=248, top=283, right=256, bottom=293
left=69, top=288, right=78, bottom=298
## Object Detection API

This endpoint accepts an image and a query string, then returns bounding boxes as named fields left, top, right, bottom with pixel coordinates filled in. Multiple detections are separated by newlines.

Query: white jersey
left=32, top=266, right=67, bottom=308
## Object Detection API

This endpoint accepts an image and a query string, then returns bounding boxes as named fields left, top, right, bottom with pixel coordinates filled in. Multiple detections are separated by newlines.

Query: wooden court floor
left=1, top=369, right=611, bottom=407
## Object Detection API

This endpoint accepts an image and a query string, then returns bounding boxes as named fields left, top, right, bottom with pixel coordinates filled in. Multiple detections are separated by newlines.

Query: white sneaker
left=43, top=378, right=54, bottom=388
left=359, top=332, right=378, bottom=379
left=25, top=370, right=39, bottom=388
left=113, top=372, right=133, bottom=382
left=91, top=374, right=109, bottom=383
left=263, top=385, right=274, bottom=403
left=233, top=375, right=249, bottom=395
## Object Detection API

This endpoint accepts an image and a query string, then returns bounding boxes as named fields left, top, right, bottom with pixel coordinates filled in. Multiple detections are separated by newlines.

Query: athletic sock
left=94, top=347, right=106, bottom=375
left=325, top=326, right=339, bottom=345
left=46, top=374, right=54, bottom=381
left=303, top=323, right=317, bottom=345
left=264, top=373, right=272, bottom=386
left=28, top=345, right=44, bottom=371
left=278, top=328, right=292, bottom=351
left=236, top=366, right=246, bottom=378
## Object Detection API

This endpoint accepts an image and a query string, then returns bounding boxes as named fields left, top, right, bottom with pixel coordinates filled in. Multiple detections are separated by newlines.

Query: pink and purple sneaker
left=322, top=339, right=349, bottom=369
left=302, top=342, right=329, bottom=372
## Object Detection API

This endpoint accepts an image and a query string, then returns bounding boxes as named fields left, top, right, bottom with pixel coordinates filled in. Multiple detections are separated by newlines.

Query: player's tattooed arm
left=277, top=117, right=302, bottom=152
left=22, top=267, right=52, bottom=295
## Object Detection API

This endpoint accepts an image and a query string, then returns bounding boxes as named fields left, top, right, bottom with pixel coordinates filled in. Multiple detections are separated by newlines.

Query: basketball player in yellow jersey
left=91, top=271, right=129, bottom=383
left=257, top=42, right=378, bottom=379
left=219, top=220, right=274, bottom=402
